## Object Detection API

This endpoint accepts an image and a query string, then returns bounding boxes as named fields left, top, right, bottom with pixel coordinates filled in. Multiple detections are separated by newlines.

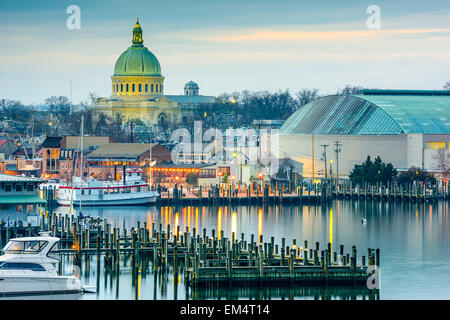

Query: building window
left=426, top=141, right=446, bottom=149
left=145, top=84, right=148, bottom=92
left=26, top=205, right=34, bottom=213
left=151, top=84, right=154, bottom=92
left=27, top=184, right=34, bottom=192
left=126, top=84, right=129, bottom=92
left=139, top=84, right=142, bottom=92
left=16, top=205, right=23, bottom=212
left=132, top=83, right=135, bottom=92
left=16, top=184, right=22, bottom=192
left=121, top=84, right=123, bottom=92
left=5, top=184, right=11, bottom=192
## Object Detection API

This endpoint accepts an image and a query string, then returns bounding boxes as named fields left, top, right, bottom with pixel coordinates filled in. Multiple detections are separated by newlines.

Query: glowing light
left=258, top=209, right=263, bottom=244
left=231, top=211, right=237, bottom=236
left=174, top=212, right=179, bottom=235
left=329, top=208, right=333, bottom=253
left=217, top=208, right=222, bottom=239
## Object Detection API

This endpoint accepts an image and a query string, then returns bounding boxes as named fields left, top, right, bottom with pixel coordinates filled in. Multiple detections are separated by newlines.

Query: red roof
left=0, top=139, right=9, bottom=147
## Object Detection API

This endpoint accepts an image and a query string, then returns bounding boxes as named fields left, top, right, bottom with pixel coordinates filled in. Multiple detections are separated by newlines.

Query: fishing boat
left=57, top=169, right=159, bottom=206
left=0, top=236, right=83, bottom=295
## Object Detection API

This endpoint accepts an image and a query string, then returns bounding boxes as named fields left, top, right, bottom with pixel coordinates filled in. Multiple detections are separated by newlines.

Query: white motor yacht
left=0, top=236, right=83, bottom=296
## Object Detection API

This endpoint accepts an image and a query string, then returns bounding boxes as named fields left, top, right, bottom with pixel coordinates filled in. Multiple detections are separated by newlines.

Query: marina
left=0, top=200, right=448, bottom=299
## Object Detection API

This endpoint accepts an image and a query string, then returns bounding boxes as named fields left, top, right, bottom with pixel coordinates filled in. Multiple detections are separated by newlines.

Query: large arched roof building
left=278, top=90, right=450, bottom=179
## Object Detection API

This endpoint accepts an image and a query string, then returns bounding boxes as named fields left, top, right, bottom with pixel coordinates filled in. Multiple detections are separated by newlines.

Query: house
left=41, top=136, right=112, bottom=179
left=0, top=139, right=18, bottom=160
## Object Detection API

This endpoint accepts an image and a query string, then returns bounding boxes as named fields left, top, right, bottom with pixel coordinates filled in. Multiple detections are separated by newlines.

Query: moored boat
left=0, top=236, right=83, bottom=295
left=57, top=169, right=158, bottom=206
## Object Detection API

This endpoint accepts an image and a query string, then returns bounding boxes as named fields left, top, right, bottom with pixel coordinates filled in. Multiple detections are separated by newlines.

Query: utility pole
left=69, top=80, right=73, bottom=115
left=334, top=140, right=342, bottom=183
left=311, top=135, right=315, bottom=182
left=320, top=144, right=329, bottom=179
left=130, top=120, right=134, bottom=143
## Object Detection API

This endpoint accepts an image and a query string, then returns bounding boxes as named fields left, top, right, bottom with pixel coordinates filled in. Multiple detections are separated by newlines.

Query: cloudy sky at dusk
left=1, top=0, right=450, bottom=104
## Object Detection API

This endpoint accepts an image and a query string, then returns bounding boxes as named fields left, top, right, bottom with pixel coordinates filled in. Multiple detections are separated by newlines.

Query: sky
left=1, top=0, right=450, bottom=105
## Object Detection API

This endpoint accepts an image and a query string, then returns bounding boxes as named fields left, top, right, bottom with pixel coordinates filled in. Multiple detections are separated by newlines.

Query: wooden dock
left=40, top=180, right=450, bottom=210
left=0, top=211, right=380, bottom=290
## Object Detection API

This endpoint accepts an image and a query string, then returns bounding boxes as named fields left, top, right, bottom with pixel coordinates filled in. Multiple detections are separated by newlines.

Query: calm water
left=6, top=200, right=450, bottom=300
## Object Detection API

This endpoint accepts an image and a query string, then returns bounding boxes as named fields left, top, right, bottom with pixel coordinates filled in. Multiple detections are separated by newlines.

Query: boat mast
left=149, top=143, right=152, bottom=190
left=79, top=114, right=84, bottom=212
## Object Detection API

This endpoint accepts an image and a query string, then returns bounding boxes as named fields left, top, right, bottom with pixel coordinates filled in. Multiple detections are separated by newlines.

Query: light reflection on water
left=4, top=200, right=450, bottom=300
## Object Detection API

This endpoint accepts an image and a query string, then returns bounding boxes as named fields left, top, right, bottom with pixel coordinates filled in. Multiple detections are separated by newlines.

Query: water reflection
left=2, top=199, right=449, bottom=299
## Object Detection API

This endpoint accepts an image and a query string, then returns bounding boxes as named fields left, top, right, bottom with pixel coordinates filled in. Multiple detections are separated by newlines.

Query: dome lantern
left=132, top=17, right=143, bottom=47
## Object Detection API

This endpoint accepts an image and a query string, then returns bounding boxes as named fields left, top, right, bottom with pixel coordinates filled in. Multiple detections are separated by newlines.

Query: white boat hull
left=57, top=195, right=157, bottom=206
left=0, top=275, right=82, bottom=295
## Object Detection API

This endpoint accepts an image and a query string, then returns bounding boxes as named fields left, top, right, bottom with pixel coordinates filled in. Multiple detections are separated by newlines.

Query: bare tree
left=295, top=88, right=319, bottom=109
left=443, top=81, right=450, bottom=90
left=433, top=148, right=450, bottom=176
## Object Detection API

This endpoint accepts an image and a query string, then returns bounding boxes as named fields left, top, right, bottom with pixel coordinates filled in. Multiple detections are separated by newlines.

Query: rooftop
left=41, top=136, right=63, bottom=148
left=86, top=143, right=157, bottom=159
left=280, top=90, right=450, bottom=135
left=0, top=173, right=46, bottom=183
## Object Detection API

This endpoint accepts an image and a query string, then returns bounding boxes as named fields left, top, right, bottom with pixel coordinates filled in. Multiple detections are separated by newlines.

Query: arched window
left=156, top=84, right=159, bottom=92
left=145, top=84, right=148, bottom=92
left=126, top=84, right=129, bottom=92
left=160, top=84, right=163, bottom=93
left=139, top=84, right=142, bottom=92
left=132, top=83, right=135, bottom=92
left=151, top=84, right=154, bottom=92
left=121, top=84, right=123, bottom=92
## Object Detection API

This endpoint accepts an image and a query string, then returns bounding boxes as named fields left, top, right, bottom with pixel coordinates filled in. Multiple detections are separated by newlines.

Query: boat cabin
left=0, top=174, right=47, bottom=227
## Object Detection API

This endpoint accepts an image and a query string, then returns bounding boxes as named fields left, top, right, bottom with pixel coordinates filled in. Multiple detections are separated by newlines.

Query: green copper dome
left=113, top=18, right=162, bottom=77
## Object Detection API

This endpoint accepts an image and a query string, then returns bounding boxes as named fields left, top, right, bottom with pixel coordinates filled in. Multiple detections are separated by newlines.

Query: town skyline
left=1, top=0, right=450, bottom=104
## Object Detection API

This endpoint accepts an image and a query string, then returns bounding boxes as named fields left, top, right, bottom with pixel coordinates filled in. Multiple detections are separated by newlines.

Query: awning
left=0, top=195, right=47, bottom=205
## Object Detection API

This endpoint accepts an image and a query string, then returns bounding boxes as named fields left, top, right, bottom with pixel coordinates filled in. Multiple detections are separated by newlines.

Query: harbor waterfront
left=1, top=199, right=449, bottom=300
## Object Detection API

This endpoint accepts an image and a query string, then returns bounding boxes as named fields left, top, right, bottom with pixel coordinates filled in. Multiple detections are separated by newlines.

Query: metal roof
left=86, top=143, right=156, bottom=160
left=0, top=174, right=46, bottom=183
left=280, top=91, right=450, bottom=135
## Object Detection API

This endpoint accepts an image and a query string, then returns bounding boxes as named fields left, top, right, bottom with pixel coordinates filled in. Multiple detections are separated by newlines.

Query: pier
left=40, top=180, right=450, bottom=210
left=0, top=210, right=380, bottom=295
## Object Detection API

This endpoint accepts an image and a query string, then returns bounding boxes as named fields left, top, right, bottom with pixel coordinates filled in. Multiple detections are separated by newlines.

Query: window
left=151, top=84, right=154, bottom=92
left=47, top=242, right=60, bottom=261
left=0, top=262, right=46, bottom=271
left=26, top=204, right=34, bottom=213
left=139, top=84, right=142, bottom=92
left=3, top=240, right=48, bottom=254
left=145, top=84, right=148, bottom=92
left=5, top=184, right=11, bottom=192
left=126, top=84, right=129, bottom=92
left=132, top=83, right=135, bottom=92
left=16, top=205, right=23, bottom=212
left=121, top=84, right=123, bottom=92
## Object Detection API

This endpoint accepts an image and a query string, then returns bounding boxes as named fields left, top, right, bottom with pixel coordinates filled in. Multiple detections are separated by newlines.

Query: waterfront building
left=279, top=90, right=450, bottom=179
left=41, top=136, right=112, bottom=179
left=0, top=174, right=46, bottom=227
left=85, top=142, right=171, bottom=181
left=95, top=19, right=216, bottom=128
